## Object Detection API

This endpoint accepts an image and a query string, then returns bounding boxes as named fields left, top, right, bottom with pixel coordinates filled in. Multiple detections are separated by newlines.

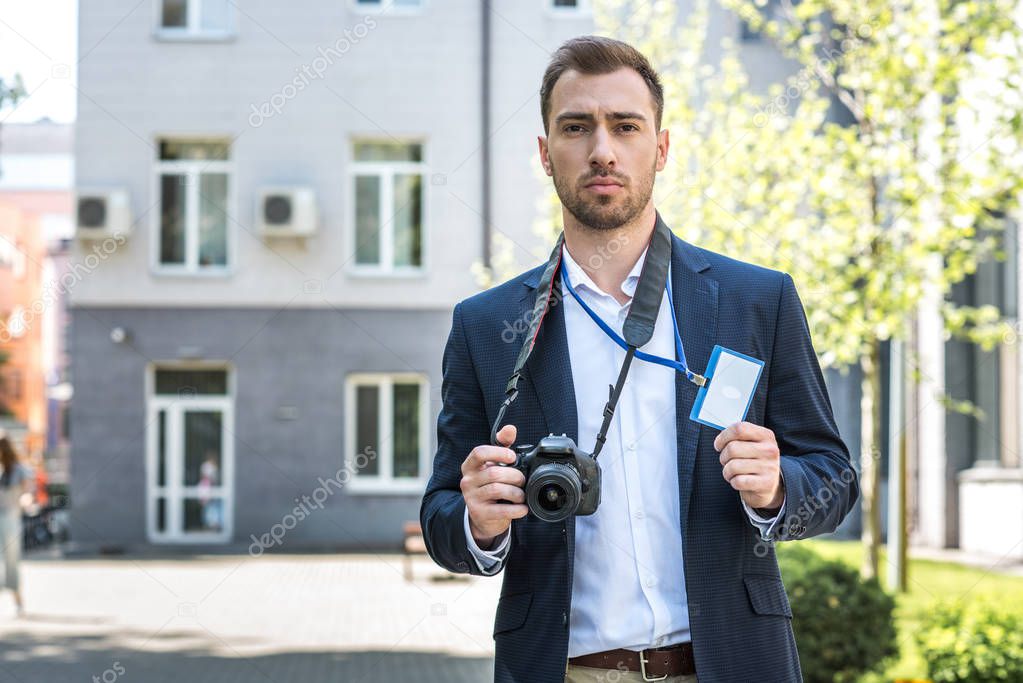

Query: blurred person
left=198, top=451, right=222, bottom=531
left=421, top=36, right=858, bottom=683
left=0, top=431, right=35, bottom=616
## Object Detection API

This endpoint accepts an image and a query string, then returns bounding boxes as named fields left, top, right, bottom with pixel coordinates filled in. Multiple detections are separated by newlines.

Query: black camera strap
left=490, top=217, right=673, bottom=458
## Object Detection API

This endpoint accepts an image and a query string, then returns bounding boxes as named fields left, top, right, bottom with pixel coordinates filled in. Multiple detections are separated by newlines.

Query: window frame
left=150, top=136, right=235, bottom=277
left=547, top=0, right=591, bottom=16
left=349, top=0, right=427, bottom=16
left=347, top=138, right=429, bottom=277
left=153, top=0, right=236, bottom=41
left=344, top=372, right=430, bottom=494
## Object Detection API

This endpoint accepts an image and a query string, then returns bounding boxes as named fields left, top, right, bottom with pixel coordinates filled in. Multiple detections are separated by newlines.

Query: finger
left=719, top=439, right=777, bottom=466
left=482, top=463, right=526, bottom=487
left=462, top=444, right=516, bottom=474
left=727, top=473, right=761, bottom=492
left=495, top=424, right=517, bottom=448
left=722, top=458, right=767, bottom=482
left=472, top=502, right=529, bottom=521
left=714, top=421, right=772, bottom=451
left=475, top=482, right=526, bottom=504
left=713, top=423, right=740, bottom=452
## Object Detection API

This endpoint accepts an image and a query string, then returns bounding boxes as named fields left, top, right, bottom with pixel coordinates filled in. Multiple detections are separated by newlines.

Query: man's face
left=540, top=67, right=668, bottom=231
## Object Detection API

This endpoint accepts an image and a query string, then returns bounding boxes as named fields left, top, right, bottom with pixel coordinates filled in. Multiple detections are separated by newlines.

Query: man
left=421, top=36, right=858, bottom=683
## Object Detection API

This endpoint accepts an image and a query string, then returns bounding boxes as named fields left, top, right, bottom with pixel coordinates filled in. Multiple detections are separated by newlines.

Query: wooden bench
left=403, top=521, right=427, bottom=581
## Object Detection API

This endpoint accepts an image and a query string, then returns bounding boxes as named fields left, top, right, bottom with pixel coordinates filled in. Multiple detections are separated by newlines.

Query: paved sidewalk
left=0, top=551, right=501, bottom=682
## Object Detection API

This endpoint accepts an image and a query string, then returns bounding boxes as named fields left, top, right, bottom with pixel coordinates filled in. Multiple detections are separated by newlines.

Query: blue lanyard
left=561, top=265, right=706, bottom=387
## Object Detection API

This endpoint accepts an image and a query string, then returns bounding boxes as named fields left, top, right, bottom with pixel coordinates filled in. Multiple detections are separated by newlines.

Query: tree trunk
left=860, top=340, right=883, bottom=579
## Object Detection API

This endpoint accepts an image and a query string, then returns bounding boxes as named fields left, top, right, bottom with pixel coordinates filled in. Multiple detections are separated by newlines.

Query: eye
left=619, top=124, right=639, bottom=132
left=563, top=124, right=586, bottom=134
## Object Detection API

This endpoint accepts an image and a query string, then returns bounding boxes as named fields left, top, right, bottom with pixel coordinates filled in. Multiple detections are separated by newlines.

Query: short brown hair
left=540, top=35, right=664, bottom=135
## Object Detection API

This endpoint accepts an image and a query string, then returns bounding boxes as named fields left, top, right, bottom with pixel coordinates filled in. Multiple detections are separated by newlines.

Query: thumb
left=496, top=424, right=517, bottom=448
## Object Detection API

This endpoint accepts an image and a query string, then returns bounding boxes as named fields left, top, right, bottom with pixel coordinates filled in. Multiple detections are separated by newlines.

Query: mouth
left=585, top=180, right=624, bottom=194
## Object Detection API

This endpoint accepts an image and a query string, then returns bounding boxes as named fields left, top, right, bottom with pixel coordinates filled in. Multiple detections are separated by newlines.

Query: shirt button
left=627, top=443, right=637, bottom=452
left=645, top=577, right=656, bottom=588
left=634, top=509, right=644, bottom=519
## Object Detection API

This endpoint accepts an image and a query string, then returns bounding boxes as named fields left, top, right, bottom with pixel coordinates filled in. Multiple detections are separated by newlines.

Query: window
left=352, top=0, right=425, bottom=13
left=345, top=373, right=429, bottom=493
left=157, top=0, right=234, bottom=38
left=154, top=139, right=232, bottom=274
left=549, top=0, right=590, bottom=13
left=0, top=237, right=25, bottom=278
left=351, top=141, right=425, bottom=273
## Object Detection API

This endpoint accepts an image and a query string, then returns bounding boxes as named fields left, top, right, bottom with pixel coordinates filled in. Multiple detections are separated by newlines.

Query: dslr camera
left=503, top=434, right=601, bottom=523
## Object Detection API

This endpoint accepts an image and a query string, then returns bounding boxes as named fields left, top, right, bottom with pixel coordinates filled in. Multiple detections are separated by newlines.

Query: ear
left=655, top=128, right=669, bottom=172
left=538, top=135, right=552, bottom=176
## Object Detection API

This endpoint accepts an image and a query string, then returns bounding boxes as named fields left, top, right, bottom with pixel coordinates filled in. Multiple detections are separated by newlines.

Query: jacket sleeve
left=419, top=302, right=496, bottom=576
left=764, top=273, right=859, bottom=542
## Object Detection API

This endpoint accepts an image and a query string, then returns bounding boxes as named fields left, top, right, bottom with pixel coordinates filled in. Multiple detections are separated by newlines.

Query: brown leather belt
left=568, top=642, right=695, bottom=680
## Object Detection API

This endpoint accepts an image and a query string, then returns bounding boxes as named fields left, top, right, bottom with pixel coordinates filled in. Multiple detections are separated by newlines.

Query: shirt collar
left=561, top=243, right=649, bottom=300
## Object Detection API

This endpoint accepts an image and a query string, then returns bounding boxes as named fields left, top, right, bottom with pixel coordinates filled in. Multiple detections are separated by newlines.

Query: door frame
left=145, top=363, right=234, bottom=544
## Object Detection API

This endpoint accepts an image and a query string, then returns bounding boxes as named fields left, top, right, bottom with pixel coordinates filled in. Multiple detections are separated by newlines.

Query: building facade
left=70, top=0, right=594, bottom=549
left=0, top=121, right=74, bottom=476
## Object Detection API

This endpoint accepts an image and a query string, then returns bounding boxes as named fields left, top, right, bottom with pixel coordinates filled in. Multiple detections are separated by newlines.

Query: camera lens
left=526, top=462, right=581, bottom=523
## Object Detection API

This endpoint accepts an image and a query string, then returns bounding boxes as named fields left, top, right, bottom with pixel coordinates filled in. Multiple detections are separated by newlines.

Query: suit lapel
left=516, top=278, right=578, bottom=445
left=669, top=232, right=718, bottom=553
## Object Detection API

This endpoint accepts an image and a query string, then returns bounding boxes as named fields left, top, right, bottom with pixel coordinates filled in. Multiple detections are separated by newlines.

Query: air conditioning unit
left=257, top=187, right=317, bottom=237
left=75, top=188, right=132, bottom=240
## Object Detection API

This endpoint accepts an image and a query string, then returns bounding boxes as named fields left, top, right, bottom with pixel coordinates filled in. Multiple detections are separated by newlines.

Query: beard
left=551, top=157, right=656, bottom=232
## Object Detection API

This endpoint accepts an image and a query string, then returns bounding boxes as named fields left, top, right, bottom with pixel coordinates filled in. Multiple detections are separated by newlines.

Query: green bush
left=777, top=544, right=898, bottom=683
left=916, top=599, right=1023, bottom=683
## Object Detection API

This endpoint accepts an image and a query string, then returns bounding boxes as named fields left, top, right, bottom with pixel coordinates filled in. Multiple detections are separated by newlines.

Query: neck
left=562, top=203, right=657, bottom=304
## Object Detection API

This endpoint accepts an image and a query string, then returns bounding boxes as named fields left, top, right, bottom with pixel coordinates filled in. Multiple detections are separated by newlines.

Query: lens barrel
left=525, top=461, right=582, bottom=523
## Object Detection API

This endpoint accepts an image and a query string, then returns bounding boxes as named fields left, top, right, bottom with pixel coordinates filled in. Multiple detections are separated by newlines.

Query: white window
left=345, top=373, right=430, bottom=493
left=0, top=237, right=25, bottom=279
left=153, top=139, right=232, bottom=274
left=350, top=141, right=425, bottom=273
left=549, top=0, right=590, bottom=14
left=146, top=366, right=234, bottom=543
left=352, top=0, right=425, bottom=13
left=156, top=0, right=234, bottom=38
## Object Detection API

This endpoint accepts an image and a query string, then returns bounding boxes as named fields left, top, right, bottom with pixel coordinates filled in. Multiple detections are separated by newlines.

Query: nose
left=588, top=126, right=616, bottom=171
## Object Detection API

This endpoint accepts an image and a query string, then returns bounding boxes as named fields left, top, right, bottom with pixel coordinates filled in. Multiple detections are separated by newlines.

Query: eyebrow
left=553, top=111, right=648, bottom=126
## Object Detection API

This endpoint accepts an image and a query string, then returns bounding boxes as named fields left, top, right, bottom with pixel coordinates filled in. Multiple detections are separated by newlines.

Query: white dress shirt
left=463, top=244, right=783, bottom=656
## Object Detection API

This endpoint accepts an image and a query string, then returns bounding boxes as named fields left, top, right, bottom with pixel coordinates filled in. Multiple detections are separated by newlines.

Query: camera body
left=507, top=434, right=601, bottom=523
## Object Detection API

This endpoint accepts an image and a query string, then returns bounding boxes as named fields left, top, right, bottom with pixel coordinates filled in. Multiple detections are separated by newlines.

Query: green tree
left=475, top=0, right=1023, bottom=580
left=501, top=0, right=1023, bottom=580
left=584, top=0, right=1023, bottom=579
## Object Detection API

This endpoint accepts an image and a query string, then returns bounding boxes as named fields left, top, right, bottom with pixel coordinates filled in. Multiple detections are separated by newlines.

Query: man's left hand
left=713, top=421, right=784, bottom=513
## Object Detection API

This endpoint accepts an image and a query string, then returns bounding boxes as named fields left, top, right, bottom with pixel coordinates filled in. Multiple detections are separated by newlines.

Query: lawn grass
left=791, top=539, right=1023, bottom=682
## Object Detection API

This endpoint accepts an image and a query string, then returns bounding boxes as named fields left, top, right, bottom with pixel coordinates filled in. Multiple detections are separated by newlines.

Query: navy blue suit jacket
left=421, top=216, right=858, bottom=682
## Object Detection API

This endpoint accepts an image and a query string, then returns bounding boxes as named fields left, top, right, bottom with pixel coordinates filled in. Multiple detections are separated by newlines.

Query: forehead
left=548, top=67, right=655, bottom=120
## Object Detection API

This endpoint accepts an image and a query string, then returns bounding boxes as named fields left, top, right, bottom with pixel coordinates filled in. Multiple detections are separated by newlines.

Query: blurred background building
left=0, top=119, right=74, bottom=488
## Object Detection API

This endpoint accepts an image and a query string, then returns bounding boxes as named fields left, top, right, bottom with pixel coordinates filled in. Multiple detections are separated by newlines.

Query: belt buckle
left=639, top=650, right=668, bottom=682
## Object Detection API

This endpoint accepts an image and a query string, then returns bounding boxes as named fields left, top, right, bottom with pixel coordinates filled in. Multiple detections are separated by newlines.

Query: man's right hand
left=461, top=424, right=528, bottom=549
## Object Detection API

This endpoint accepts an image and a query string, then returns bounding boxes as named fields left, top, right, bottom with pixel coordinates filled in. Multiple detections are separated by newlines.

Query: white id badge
left=689, top=345, right=765, bottom=430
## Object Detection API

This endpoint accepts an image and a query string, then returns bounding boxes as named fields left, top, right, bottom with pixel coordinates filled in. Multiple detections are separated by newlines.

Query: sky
left=0, top=0, right=78, bottom=123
